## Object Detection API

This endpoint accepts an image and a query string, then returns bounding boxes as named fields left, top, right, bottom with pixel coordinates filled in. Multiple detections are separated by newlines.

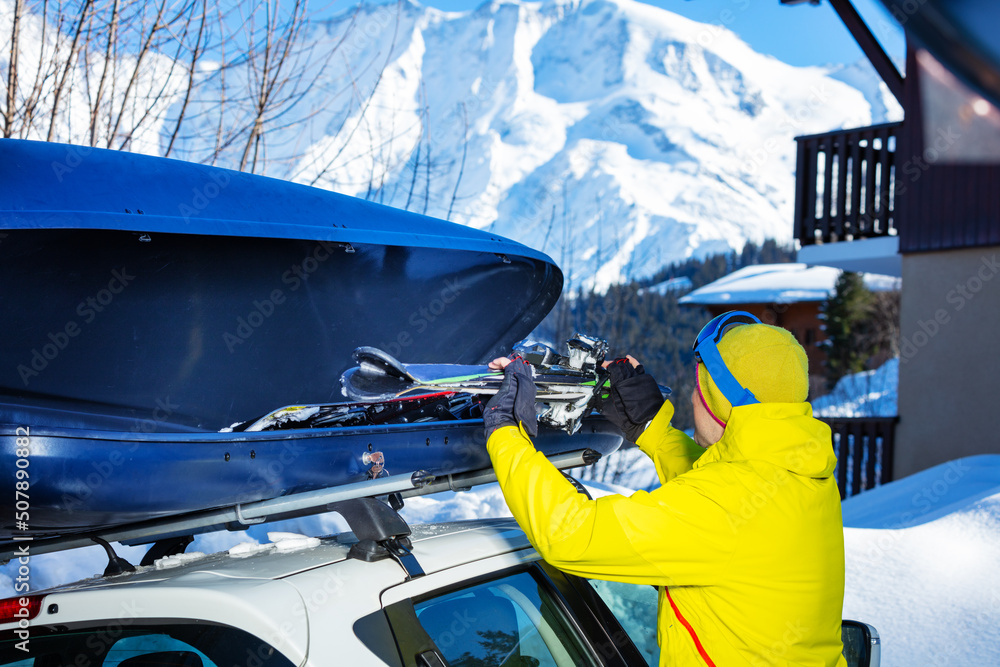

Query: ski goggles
left=692, top=311, right=762, bottom=409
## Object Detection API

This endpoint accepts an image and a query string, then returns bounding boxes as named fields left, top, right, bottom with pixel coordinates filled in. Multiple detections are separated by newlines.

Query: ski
left=230, top=334, right=670, bottom=437
left=340, top=335, right=614, bottom=433
left=225, top=391, right=481, bottom=433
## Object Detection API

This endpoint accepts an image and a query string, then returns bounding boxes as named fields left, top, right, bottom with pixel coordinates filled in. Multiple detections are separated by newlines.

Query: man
left=484, top=312, right=847, bottom=666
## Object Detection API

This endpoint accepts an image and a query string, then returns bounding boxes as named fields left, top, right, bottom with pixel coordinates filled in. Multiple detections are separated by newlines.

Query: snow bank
left=842, top=455, right=1000, bottom=666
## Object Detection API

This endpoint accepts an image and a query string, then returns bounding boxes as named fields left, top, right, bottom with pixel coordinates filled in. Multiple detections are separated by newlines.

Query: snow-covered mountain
left=2, top=0, right=902, bottom=289
left=279, top=0, right=900, bottom=289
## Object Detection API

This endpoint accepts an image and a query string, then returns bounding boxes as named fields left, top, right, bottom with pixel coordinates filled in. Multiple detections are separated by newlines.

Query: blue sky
left=415, top=0, right=906, bottom=69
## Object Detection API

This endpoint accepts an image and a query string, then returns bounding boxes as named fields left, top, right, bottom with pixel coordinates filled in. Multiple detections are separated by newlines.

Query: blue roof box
left=0, top=140, right=563, bottom=432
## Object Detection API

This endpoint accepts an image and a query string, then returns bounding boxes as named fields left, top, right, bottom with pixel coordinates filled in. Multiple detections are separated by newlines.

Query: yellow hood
left=696, top=402, right=837, bottom=479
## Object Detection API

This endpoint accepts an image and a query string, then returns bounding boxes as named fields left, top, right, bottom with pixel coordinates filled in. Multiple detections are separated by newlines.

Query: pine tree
left=821, top=271, right=874, bottom=389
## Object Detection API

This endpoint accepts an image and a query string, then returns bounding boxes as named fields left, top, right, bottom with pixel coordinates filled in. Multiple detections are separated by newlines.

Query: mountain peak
left=216, top=0, right=898, bottom=289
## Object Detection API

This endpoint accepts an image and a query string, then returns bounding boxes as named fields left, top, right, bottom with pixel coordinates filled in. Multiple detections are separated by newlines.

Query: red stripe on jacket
left=664, top=588, right=717, bottom=667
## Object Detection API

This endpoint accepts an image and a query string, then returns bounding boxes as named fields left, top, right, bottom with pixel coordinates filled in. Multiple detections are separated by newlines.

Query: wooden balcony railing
left=821, top=417, right=897, bottom=499
left=794, top=122, right=903, bottom=246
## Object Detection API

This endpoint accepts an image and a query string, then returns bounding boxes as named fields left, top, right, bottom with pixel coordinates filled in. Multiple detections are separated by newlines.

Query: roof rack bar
left=401, top=449, right=600, bottom=498
left=1, top=470, right=431, bottom=562
left=2, top=450, right=603, bottom=563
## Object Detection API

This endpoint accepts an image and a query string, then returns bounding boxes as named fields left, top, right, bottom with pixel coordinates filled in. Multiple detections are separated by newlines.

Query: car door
left=562, top=575, right=881, bottom=667
left=380, top=560, right=641, bottom=667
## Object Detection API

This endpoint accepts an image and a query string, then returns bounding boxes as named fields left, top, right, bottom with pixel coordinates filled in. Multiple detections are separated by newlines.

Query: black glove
left=484, top=356, right=538, bottom=441
left=597, top=358, right=664, bottom=443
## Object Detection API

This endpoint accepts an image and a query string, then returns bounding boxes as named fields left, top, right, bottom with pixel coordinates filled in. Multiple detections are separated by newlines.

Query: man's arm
left=635, top=400, right=706, bottom=483
left=596, top=356, right=702, bottom=481
left=487, top=424, right=734, bottom=586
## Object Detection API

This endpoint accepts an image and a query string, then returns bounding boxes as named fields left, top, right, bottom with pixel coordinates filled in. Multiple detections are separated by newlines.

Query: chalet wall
left=897, top=48, right=1000, bottom=254
left=895, top=245, right=1000, bottom=478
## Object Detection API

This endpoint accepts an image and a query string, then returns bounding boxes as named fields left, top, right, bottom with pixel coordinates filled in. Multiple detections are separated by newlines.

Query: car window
left=586, top=579, right=660, bottom=666
left=0, top=623, right=294, bottom=667
left=413, top=570, right=598, bottom=667
left=103, top=634, right=213, bottom=666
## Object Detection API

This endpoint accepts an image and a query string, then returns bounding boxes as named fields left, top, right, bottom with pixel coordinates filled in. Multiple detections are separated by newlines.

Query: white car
left=0, top=499, right=878, bottom=667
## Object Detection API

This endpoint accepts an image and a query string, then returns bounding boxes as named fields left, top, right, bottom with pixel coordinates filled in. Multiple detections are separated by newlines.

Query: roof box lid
left=0, top=140, right=562, bottom=431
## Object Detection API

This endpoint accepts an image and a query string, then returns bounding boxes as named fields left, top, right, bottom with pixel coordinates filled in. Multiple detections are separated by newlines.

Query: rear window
left=0, top=621, right=295, bottom=666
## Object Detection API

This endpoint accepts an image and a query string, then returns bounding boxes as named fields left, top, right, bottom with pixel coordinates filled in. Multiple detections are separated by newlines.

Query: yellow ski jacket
left=487, top=400, right=847, bottom=666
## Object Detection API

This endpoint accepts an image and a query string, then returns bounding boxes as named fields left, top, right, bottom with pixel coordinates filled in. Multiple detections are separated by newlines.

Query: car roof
left=27, top=518, right=533, bottom=595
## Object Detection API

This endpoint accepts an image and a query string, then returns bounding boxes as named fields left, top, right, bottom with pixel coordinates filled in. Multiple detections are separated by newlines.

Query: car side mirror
left=842, top=620, right=881, bottom=667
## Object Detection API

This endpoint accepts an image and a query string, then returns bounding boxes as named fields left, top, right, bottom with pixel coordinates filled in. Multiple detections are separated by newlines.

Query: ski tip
left=352, top=346, right=409, bottom=379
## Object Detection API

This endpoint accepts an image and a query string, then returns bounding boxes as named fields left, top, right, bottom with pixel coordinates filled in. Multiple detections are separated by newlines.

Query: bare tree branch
left=163, top=0, right=203, bottom=156
left=87, top=0, right=118, bottom=145
left=47, top=0, right=94, bottom=141
left=304, top=0, right=401, bottom=186
left=421, top=80, right=429, bottom=215
left=3, top=0, right=23, bottom=137
left=20, top=0, right=59, bottom=138
left=239, top=0, right=308, bottom=172
left=105, top=0, right=167, bottom=146
left=446, top=102, right=467, bottom=221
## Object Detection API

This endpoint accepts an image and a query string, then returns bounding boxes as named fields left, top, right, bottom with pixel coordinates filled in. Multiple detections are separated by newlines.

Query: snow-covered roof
left=678, top=263, right=901, bottom=306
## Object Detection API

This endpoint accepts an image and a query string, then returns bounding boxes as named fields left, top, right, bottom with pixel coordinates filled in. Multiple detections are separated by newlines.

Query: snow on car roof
left=17, top=518, right=529, bottom=596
